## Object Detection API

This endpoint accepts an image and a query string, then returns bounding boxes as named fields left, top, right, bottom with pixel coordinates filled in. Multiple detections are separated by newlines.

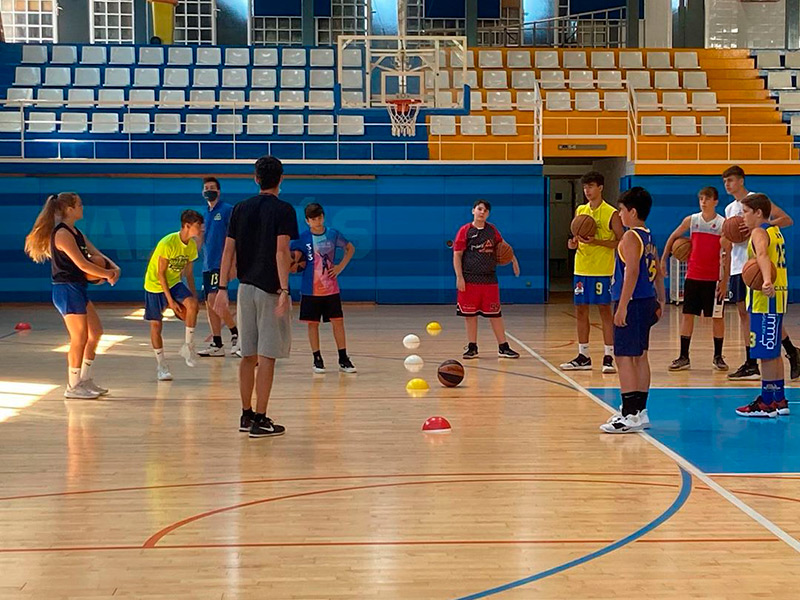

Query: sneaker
left=560, top=354, right=592, bottom=371
left=497, top=346, right=520, bottom=359
left=249, top=415, right=286, bottom=438
left=599, top=412, right=644, bottom=434
left=239, top=411, right=255, bottom=432
left=179, top=343, right=198, bottom=368
left=609, top=406, right=651, bottom=429
left=602, top=355, right=616, bottom=374
left=668, top=356, right=691, bottom=372
left=712, top=355, right=729, bottom=372
left=81, top=379, right=109, bottom=396
left=64, top=385, right=100, bottom=399
left=462, top=344, right=479, bottom=360
left=728, top=362, right=760, bottom=380
left=735, top=397, right=778, bottom=418
left=197, top=343, right=225, bottom=357
left=788, top=347, right=800, bottom=381
left=313, top=355, right=326, bottom=374
left=339, top=356, right=357, bottom=373
left=775, top=399, right=791, bottom=416
left=230, top=334, right=241, bottom=357
left=157, top=364, right=173, bottom=381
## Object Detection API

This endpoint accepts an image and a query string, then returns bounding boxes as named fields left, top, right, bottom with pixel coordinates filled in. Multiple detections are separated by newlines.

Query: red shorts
left=457, top=282, right=502, bottom=318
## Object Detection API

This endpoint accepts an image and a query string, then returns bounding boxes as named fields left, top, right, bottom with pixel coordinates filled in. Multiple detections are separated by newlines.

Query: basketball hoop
left=386, top=98, right=422, bottom=137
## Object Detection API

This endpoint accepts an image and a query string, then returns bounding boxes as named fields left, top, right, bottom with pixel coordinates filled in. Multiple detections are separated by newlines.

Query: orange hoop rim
left=386, top=98, right=422, bottom=114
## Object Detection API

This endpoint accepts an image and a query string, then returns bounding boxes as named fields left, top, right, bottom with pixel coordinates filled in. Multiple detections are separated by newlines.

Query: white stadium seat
left=591, top=51, right=616, bottom=69
left=193, top=69, right=219, bottom=88
left=604, top=91, right=629, bottom=111
left=163, top=68, right=189, bottom=88
left=81, top=46, right=107, bottom=65
left=74, top=67, right=100, bottom=87
left=139, top=47, right=164, bottom=65
left=168, top=47, right=193, bottom=65
left=786, top=52, right=800, bottom=69
left=516, top=91, right=538, bottom=110
left=186, top=114, right=212, bottom=134
left=27, top=110, right=57, bottom=132
left=225, top=48, right=250, bottom=66
left=52, top=46, right=77, bottom=65
left=310, top=70, right=334, bottom=89
left=308, top=114, right=335, bottom=135
left=129, top=89, right=156, bottom=108
left=155, top=114, right=181, bottom=134
left=598, top=70, right=623, bottom=89
left=15, top=67, right=40, bottom=86
left=341, top=48, right=363, bottom=67
left=249, top=90, right=276, bottom=109
left=478, top=50, right=503, bottom=68
left=339, top=115, right=364, bottom=136
left=768, top=71, right=793, bottom=90
left=539, top=70, right=566, bottom=89
left=568, top=70, right=594, bottom=89
left=535, top=51, right=559, bottom=68
left=341, top=70, right=364, bottom=89
left=671, top=116, right=697, bottom=136
left=626, top=71, right=652, bottom=90
left=507, top=51, right=531, bottom=68
left=486, top=91, right=513, bottom=111
left=564, top=51, right=588, bottom=69
left=98, top=88, right=124, bottom=108
left=279, top=90, right=305, bottom=108
left=159, top=90, right=186, bottom=108
left=692, top=91, right=718, bottom=111
left=246, top=113, right=274, bottom=135
left=619, top=51, right=644, bottom=69
left=197, top=47, right=222, bottom=66
left=511, top=71, right=536, bottom=89
left=634, top=92, right=659, bottom=111
left=460, top=115, right=487, bottom=135
left=641, top=116, right=667, bottom=135
left=254, top=48, right=279, bottom=66
left=91, top=113, right=120, bottom=134
left=67, top=88, right=94, bottom=108
left=757, top=51, right=782, bottom=69
left=430, top=115, right=457, bottom=136
left=222, top=69, right=248, bottom=88
left=35, top=88, right=63, bottom=108
left=220, top=90, right=245, bottom=105
left=22, top=45, right=47, bottom=64
left=278, top=114, right=304, bottom=135
left=104, top=68, right=130, bottom=88
left=6, top=88, right=33, bottom=105
left=109, top=46, right=135, bottom=65
left=647, top=52, right=672, bottom=69
left=654, top=71, right=680, bottom=89
left=44, top=67, right=71, bottom=87
left=310, top=48, right=335, bottom=67
left=674, top=52, right=700, bottom=69
left=61, top=112, right=88, bottom=133
left=189, top=89, right=216, bottom=108
left=546, top=91, right=572, bottom=111
left=701, top=115, right=727, bottom=135
left=491, top=115, right=517, bottom=135
left=663, top=91, right=690, bottom=111
left=282, top=48, right=307, bottom=67
left=576, top=91, right=601, bottom=111
left=217, top=114, right=243, bottom=135
left=280, top=69, right=306, bottom=89
left=341, top=91, right=363, bottom=107
left=0, top=112, right=22, bottom=132
left=683, top=71, right=709, bottom=90
left=450, top=50, right=474, bottom=68
left=453, top=70, right=479, bottom=88
left=123, top=113, right=151, bottom=134
left=251, top=69, right=277, bottom=88
left=133, top=68, right=160, bottom=88
left=308, top=90, right=334, bottom=110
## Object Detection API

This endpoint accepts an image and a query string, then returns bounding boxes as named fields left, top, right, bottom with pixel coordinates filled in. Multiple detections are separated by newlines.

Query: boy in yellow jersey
left=561, top=171, right=623, bottom=374
left=735, top=194, right=789, bottom=418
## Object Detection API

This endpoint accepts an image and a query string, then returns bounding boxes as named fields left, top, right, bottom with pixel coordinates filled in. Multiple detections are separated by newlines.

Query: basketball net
left=386, top=98, right=421, bottom=137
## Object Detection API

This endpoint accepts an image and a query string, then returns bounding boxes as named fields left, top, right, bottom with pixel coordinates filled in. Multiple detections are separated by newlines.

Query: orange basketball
left=742, top=258, right=777, bottom=290
left=86, top=255, right=110, bottom=285
left=172, top=303, right=187, bottom=321
left=437, top=360, right=465, bottom=387
left=722, top=216, right=749, bottom=244
left=671, top=237, right=692, bottom=262
left=290, top=249, right=307, bottom=273
left=495, top=241, right=515, bottom=266
left=570, top=214, right=597, bottom=239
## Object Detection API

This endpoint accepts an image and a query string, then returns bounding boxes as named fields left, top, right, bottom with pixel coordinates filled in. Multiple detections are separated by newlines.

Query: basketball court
left=3, top=302, right=800, bottom=599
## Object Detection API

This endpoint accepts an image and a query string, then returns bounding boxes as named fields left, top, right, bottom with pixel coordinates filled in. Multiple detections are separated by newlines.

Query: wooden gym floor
left=2, top=302, right=800, bottom=599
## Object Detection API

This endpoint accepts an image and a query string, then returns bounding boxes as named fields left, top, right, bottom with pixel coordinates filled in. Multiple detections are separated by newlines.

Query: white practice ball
left=404, top=354, right=424, bottom=373
left=403, top=334, right=421, bottom=350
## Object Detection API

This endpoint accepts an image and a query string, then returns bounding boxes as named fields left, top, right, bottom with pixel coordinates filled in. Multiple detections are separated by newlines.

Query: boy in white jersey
left=721, top=165, right=799, bottom=381
left=661, top=186, right=730, bottom=371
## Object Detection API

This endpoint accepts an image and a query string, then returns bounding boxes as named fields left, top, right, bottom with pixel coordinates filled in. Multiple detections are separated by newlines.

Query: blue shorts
left=144, top=282, right=193, bottom=321
left=574, top=275, right=612, bottom=305
left=728, top=274, right=747, bottom=304
left=202, top=270, right=220, bottom=298
left=52, top=282, right=89, bottom=316
left=750, top=313, right=783, bottom=360
left=613, top=297, right=659, bottom=357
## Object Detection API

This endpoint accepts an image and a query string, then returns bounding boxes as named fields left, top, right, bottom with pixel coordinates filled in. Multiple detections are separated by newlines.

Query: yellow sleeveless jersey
left=574, top=200, right=617, bottom=277
left=746, top=224, right=788, bottom=314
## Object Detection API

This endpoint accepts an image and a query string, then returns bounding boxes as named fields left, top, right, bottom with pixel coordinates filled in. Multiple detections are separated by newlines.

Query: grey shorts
left=237, top=283, right=292, bottom=359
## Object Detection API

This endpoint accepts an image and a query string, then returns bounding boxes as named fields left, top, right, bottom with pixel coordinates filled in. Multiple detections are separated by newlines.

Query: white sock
left=80, top=359, right=93, bottom=382
left=604, top=345, right=614, bottom=357
left=68, top=367, right=80, bottom=388
left=579, top=343, right=590, bottom=357
left=185, top=327, right=195, bottom=345
left=154, top=348, right=165, bottom=366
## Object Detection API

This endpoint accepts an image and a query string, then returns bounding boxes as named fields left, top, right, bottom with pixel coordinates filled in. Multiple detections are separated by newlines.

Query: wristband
left=279, top=288, right=290, bottom=295
left=218, top=285, right=227, bottom=290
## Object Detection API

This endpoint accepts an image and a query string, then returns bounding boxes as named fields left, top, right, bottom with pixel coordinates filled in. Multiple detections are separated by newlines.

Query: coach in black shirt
left=215, top=156, right=299, bottom=439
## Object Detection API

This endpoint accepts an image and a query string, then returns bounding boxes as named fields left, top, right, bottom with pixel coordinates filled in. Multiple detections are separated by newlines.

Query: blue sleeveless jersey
left=611, top=227, right=658, bottom=301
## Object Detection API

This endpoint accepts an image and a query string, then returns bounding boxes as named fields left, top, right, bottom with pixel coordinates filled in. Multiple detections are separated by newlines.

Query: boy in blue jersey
left=291, top=203, right=357, bottom=373
left=601, top=187, right=666, bottom=434
left=197, top=177, right=240, bottom=357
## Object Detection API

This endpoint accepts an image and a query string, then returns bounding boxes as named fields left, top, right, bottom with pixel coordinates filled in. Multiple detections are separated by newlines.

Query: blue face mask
left=203, top=190, right=219, bottom=202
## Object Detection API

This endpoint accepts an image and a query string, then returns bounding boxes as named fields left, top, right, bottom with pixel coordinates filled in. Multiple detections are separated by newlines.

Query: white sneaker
left=179, top=343, right=198, bottom=367
left=230, top=334, right=241, bottom=356
left=81, top=379, right=109, bottom=396
left=64, top=384, right=100, bottom=399
left=612, top=405, right=651, bottom=430
left=157, top=364, right=173, bottom=381
left=600, top=412, right=644, bottom=434
left=197, top=343, right=225, bottom=357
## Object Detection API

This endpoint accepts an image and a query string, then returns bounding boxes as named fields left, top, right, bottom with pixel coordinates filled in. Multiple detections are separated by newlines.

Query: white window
left=315, top=0, right=368, bottom=45
left=1, top=0, right=57, bottom=42
left=91, top=0, right=135, bottom=43
left=251, top=15, right=302, bottom=45
left=176, top=0, right=216, bottom=44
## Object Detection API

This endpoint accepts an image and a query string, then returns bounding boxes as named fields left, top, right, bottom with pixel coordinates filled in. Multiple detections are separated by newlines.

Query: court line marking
left=506, top=331, right=800, bottom=554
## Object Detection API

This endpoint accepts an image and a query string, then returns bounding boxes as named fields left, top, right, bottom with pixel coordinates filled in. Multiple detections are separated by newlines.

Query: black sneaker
left=313, top=355, right=326, bottom=374
left=602, top=355, right=616, bottom=374
left=728, top=362, right=761, bottom=380
left=339, top=356, right=357, bottom=373
left=239, top=410, right=254, bottom=432
left=498, top=345, right=520, bottom=359
left=712, top=355, right=729, bottom=371
left=668, top=356, right=691, bottom=371
left=463, top=344, right=479, bottom=359
left=249, top=415, right=286, bottom=438
left=788, top=348, right=800, bottom=381
left=559, top=354, right=591, bottom=371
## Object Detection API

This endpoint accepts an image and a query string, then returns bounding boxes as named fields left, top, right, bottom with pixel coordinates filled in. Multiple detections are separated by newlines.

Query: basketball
left=172, top=303, right=187, bottom=321
left=495, top=241, right=514, bottom=266
left=86, top=255, right=110, bottom=284
left=570, top=214, right=597, bottom=239
left=290, top=249, right=307, bottom=273
left=722, top=215, right=749, bottom=243
left=671, top=237, right=692, bottom=262
left=437, top=359, right=465, bottom=387
left=742, top=258, right=777, bottom=290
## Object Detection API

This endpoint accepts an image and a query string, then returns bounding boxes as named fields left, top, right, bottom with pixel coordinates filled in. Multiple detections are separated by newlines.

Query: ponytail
left=24, top=192, right=81, bottom=263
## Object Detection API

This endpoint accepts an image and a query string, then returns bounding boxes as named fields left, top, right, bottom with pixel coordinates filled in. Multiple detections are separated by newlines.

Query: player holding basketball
left=143, top=210, right=204, bottom=381
left=453, top=199, right=520, bottom=359
left=735, top=194, right=789, bottom=418
left=24, top=192, right=120, bottom=399
left=660, top=186, right=730, bottom=371
left=600, top=187, right=665, bottom=434
left=291, top=202, right=357, bottom=374
left=561, top=171, right=623, bottom=374
left=722, top=166, right=799, bottom=380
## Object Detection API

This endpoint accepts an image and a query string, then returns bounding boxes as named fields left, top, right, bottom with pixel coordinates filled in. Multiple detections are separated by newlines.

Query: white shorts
left=237, top=283, right=292, bottom=359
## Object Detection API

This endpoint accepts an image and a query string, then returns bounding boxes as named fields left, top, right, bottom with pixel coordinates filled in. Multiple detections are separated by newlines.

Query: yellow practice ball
left=406, top=378, right=429, bottom=391
left=426, top=321, right=442, bottom=336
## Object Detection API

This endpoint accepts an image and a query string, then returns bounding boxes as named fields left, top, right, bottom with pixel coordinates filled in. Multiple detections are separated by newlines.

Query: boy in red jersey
left=661, top=187, right=731, bottom=371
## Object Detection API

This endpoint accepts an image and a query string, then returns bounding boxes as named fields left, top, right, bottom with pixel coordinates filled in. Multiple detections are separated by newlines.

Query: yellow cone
left=406, top=378, right=429, bottom=391
left=426, top=321, right=442, bottom=336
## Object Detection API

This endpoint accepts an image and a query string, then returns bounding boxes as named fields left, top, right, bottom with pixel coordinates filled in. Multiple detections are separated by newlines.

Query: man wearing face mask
left=198, top=176, right=240, bottom=357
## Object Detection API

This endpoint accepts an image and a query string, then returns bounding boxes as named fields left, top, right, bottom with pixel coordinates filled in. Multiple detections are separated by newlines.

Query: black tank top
left=50, top=222, right=89, bottom=284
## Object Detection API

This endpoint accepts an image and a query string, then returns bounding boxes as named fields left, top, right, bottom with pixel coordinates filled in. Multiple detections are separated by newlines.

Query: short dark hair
left=473, top=199, right=491, bottom=211
left=742, top=193, right=772, bottom=219
left=255, top=155, right=283, bottom=190
left=203, top=176, right=220, bottom=190
left=722, top=165, right=745, bottom=180
left=181, top=209, right=204, bottom=225
left=618, top=187, right=653, bottom=221
left=305, top=203, right=324, bottom=219
left=699, top=186, right=718, bottom=200
left=580, top=171, right=605, bottom=187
